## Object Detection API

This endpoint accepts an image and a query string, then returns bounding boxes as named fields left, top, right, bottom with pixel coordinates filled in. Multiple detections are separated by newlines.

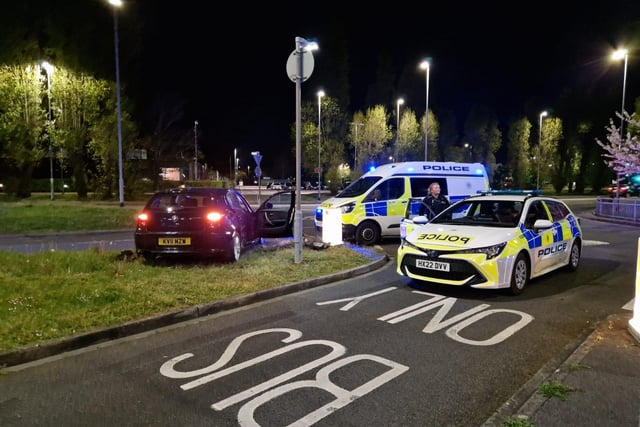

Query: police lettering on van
left=314, top=161, right=489, bottom=245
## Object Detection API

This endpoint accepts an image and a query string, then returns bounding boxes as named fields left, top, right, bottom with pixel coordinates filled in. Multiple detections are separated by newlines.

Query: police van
left=314, top=161, right=490, bottom=245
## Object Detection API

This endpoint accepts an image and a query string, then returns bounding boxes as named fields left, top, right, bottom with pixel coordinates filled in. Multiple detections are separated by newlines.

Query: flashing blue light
left=406, top=167, right=415, bottom=172
left=368, top=165, right=377, bottom=172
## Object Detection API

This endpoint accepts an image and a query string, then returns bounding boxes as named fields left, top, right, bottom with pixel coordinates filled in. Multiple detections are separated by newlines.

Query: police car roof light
left=477, top=189, right=543, bottom=196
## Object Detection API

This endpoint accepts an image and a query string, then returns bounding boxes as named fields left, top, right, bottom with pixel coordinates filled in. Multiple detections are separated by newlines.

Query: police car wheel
left=355, top=221, right=380, bottom=246
left=509, top=253, right=529, bottom=295
left=565, top=241, right=580, bottom=272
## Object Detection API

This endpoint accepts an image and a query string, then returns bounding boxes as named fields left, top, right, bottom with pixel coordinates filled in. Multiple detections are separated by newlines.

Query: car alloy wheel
left=510, top=253, right=529, bottom=295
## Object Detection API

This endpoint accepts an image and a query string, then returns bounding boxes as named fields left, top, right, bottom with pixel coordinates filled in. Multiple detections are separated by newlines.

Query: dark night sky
left=126, top=1, right=640, bottom=178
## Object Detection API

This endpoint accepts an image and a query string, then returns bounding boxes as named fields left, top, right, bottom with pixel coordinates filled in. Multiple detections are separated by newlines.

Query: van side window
left=409, top=177, right=447, bottom=198
left=410, top=178, right=432, bottom=198
left=388, top=178, right=405, bottom=199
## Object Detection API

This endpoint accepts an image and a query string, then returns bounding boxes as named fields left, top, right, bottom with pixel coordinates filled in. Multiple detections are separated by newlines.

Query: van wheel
left=509, top=253, right=529, bottom=295
left=355, top=221, right=380, bottom=246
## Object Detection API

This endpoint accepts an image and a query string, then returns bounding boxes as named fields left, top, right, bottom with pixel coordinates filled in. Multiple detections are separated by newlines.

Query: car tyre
left=223, top=232, right=242, bottom=263
left=355, top=220, right=380, bottom=246
left=509, top=252, right=529, bottom=296
left=565, top=241, right=581, bottom=272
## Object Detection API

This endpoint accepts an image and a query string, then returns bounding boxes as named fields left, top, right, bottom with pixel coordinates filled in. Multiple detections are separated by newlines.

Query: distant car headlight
left=457, top=242, right=507, bottom=260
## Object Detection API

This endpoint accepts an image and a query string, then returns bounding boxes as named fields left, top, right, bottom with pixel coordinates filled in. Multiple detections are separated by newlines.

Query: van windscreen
left=336, top=176, right=381, bottom=197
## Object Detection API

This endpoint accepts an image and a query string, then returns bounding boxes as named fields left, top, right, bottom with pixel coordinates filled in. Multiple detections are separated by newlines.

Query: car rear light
left=206, top=211, right=224, bottom=222
left=136, top=212, right=149, bottom=230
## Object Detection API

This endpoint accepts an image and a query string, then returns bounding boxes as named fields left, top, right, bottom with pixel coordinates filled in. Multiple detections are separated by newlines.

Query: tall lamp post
left=194, top=120, right=198, bottom=180
left=464, top=143, right=472, bottom=162
left=233, top=147, right=237, bottom=186
left=612, top=48, right=629, bottom=200
left=396, top=98, right=404, bottom=161
left=349, top=122, right=363, bottom=173
left=292, top=37, right=318, bottom=264
left=420, top=58, right=431, bottom=161
left=41, top=61, right=55, bottom=201
left=108, top=0, right=125, bottom=207
left=317, top=90, right=325, bottom=201
left=537, top=110, right=548, bottom=190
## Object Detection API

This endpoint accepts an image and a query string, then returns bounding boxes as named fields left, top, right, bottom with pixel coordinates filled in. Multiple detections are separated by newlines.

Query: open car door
left=256, top=191, right=295, bottom=238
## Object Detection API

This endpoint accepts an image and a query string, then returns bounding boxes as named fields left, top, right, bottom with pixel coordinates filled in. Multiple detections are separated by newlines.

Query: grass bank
left=0, top=194, right=378, bottom=354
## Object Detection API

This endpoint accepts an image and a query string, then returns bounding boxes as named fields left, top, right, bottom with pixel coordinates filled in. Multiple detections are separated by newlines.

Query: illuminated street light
left=108, top=0, right=125, bottom=207
left=464, top=142, right=472, bottom=162
left=317, top=90, right=324, bottom=201
left=537, top=110, right=548, bottom=190
left=419, top=58, right=431, bottom=161
left=233, top=147, right=237, bottom=186
left=293, top=36, right=318, bottom=264
left=194, top=120, right=198, bottom=180
left=396, top=98, right=404, bottom=161
left=612, top=48, right=629, bottom=199
left=41, top=61, right=55, bottom=201
left=349, top=122, right=363, bottom=172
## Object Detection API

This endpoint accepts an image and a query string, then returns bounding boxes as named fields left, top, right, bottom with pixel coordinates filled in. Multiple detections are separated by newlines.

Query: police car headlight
left=341, top=202, right=355, bottom=214
left=400, top=238, right=422, bottom=251
left=458, top=242, right=506, bottom=260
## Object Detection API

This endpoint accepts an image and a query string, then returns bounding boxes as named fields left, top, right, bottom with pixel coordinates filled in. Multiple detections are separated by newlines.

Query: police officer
left=419, top=182, right=450, bottom=219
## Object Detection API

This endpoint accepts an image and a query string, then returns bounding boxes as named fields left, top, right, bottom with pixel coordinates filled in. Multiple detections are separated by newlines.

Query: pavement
left=1, top=210, right=639, bottom=427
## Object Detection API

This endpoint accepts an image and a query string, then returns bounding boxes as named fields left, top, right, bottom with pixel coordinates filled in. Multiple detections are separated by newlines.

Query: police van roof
left=363, top=161, right=487, bottom=178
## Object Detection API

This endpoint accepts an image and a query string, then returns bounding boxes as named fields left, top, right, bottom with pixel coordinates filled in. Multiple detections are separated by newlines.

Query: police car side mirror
left=533, top=219, right=553, bottom=230
left=413, top=215, right=429, bottom=225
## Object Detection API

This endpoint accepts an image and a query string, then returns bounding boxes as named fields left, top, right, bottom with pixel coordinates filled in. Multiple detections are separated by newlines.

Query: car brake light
left=206, top=211, right=224, bottom=222
left=136, top=212, right=149, bottom=229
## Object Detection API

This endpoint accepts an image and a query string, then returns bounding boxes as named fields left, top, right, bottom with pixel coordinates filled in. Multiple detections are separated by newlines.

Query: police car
left=396, top=190, right=582, bottom=295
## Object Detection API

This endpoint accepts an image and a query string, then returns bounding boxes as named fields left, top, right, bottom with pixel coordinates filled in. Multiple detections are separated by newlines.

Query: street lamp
left=420, top=58, right=431, bottom=161
left=396, top=98, right=404, bottom=161
left=349, top=122, right=363, bottom=172
left=612, top=48, right=628, bottom=199
left=194, top=120, right=198, bottom=180
left=537, top=110, right=548, bottom=190
left=293, top=36, right=318, bottom=264
left=463, top=143, right=472, bottom=162
left=317, top=90, right=324, bottom=201
left=108, top=0, right=125, bottom=207
left=233, top=147, right=237, bottom=186
left=41, top=61, right=55, bottom=201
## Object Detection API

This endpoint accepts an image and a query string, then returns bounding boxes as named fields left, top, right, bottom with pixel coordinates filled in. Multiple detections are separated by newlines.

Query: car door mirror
left=533, top=219, right=553, bottom=230
left=413, top=215, right=429, bottom=225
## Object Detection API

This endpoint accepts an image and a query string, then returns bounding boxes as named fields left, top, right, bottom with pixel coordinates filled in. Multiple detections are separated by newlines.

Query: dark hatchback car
left=134, top=187, right=295, bottom=262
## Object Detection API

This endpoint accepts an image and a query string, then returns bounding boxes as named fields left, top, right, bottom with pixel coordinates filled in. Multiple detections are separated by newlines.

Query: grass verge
left=0, top=194, right=378, bottom=354
left=0, top=244, right=379, bottom=353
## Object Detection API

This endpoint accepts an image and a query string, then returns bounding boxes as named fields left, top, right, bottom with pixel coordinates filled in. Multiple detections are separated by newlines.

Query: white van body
left=314, top=161, right=490, bottom=245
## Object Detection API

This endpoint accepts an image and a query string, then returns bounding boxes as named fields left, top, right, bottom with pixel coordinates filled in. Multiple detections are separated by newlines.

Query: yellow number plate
left=158, top=237, right=191, bottom=246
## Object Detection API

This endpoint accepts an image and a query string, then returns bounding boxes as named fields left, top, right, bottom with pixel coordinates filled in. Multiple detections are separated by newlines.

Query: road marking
left=159, top=328, right=408, bottom=426
left=583, top=240, right=609, bottom=246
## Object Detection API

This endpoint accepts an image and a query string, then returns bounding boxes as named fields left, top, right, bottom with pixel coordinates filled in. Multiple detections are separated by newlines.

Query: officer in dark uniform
left=419, top=182, right=450, bottom=219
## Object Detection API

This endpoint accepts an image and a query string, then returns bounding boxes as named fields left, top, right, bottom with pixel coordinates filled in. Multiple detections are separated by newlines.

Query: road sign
left=286, top=49, right=315, bottom=82
left=252, top=152, right=262, bottom=166
left=254, top=166, right=262, bottom=178
left=314, top=167, right=323, bottom=174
